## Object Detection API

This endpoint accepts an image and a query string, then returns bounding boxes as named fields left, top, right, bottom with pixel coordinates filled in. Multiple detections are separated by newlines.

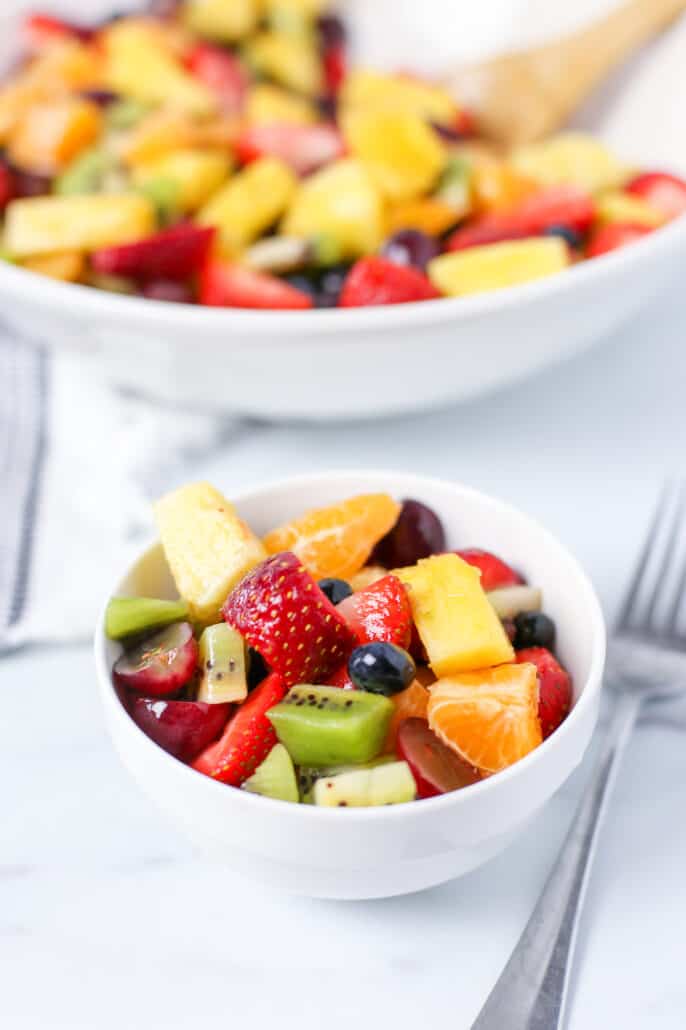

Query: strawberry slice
left=0, top=161, right=15, bottom=212
left=339, top=257, right=439, bottom=307
left=323, top=44, right=347, bottom=95
left=191, top=673, right=286, bottom=785
left=516, top=646, right=572, bottom=739
left=447, top=185, right=595, bottom=252
left=199, top=261, right=314, bottom=309
left=586, top=222, right=653, bottom=259
left=456, top=549, right=524, bottom=592
left=223, top=552, right=355, bottom=686
left=235, top=123, right=345, bottom=176
left=91, top=225, right=215, bottom=282
left=24, top=13, right=93, bottom=49
left=184, top=43, right=248, bottom=114
left=626, top=171, right=686, bottom=221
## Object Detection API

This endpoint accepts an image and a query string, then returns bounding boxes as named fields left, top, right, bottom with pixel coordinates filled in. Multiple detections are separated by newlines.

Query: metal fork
left=471, top=483, right=686, bottom=1030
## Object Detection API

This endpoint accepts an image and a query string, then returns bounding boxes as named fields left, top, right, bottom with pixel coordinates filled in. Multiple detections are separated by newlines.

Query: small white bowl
left=95, top=471, right=606, bottom=899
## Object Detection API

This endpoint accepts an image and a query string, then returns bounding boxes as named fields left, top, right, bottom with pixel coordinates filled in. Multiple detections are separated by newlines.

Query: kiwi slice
left=105, top=596, right=189, bottom=640
left=298, top=756, right=395, bottom=804
left=197, top=624, right=247, bottom=704
left=267, top=685, right=393, bottom=767
left=313, top=761, right=417, bottom=808
left=242, top=744, right=299, bottom=804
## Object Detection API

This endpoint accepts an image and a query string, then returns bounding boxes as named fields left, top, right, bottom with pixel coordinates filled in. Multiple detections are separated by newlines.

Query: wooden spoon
left=444, top=0, right=686, bottom=146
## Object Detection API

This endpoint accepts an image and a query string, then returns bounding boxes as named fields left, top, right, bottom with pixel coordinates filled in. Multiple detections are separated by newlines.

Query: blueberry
left=247, top=647, right=269, bottom=692
left=318, top=263, right=351, bottom=307
left=513, top=611, right=556, bottom=650
left=348, top=642, right=416, bottom=696
left=544, top=225, right=583, bottom=248
left=319, top=578, right=353, bottom=605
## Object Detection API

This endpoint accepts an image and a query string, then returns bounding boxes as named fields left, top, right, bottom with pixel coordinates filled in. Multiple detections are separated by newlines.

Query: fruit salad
left=1, top=6, right=684, bottom=309
left=106, top=484, right=573, bottom=806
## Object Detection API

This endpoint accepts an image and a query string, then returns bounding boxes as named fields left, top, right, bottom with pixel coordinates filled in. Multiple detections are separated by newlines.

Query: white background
left=3, top=2, right=686, bottom=1028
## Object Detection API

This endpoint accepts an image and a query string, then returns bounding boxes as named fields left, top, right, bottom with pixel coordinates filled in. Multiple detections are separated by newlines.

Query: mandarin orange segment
left=427, top=663, right=542, bottom=774
left=263, top=494, right=401, bottom=581
left=383, top=680, right=430, bottom=754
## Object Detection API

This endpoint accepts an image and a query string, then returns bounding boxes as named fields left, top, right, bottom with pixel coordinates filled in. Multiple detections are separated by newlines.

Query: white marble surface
left=4, top=284, right=686, bottom=1028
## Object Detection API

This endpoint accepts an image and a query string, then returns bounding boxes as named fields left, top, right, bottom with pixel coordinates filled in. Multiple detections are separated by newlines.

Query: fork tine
left=615, top=481, right=675, bottom=631
left=642, top=482, right=686, bottom=635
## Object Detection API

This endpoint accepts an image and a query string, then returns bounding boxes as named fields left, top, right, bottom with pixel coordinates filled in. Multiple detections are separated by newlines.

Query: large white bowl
left=94, top=471, right=606, bottom=899
left=2, top=1, right=686, bottom=418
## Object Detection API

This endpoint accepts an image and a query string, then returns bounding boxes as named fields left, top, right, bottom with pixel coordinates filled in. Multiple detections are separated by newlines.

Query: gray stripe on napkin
left=0, top=334, right=48, bottom=640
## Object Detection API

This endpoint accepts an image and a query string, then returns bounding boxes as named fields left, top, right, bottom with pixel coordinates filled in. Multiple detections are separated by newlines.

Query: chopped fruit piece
left=586, top=222, right=652, bottom=258
left=382, top=228, right=442, bottom=271
left=626, top=171, right=686, bottom=220
left=23, top=13, right=93, bottom=50
left=313, top=760, right=416, bottom=806
left=428, top=663, right=542, bottom=773
left=263, top=494, right=401, bottom=582
left=323, top=42, right=346, bottom=95
left=197, top=624, right=248, bottom=704
left=512, top=132, right=628, bottom=192
left=113, top=622, right=199, bottom=698
left=223, top=552, right=355, bottom=686
left=55, top=146, right=119, bottom=197
left=235, top=123, right=344, bottom=177
left=247, top=31, right=323, bottom=96
left=429, top=238, right=570, bottom=297
left=342, top=110, right=446, bottom=201
left=341, top=69, right=459, bottom=126
left=348, top=642, right=416, bottom=696
left=396, top=554, right=514, bottom=677
left=4, top=194, right=155, bottom=258
left=121, top=110, right=237, bottom=166
left=184, top=43, right=248, bottom=113
left=105, top=596, right=190, bottom=640
left=267, top=684, right=393, bottom=766
left=192, top=672, right=286, bottom=785
left=595, top=190, right=664, bottom=229
left=242, top=743, right=299, bottom=803
left=298, top=756, right=394, bottom=804
left=132, top=150, right=232, bottom=213
left=339, top=257, right=439, bottom=307
left=447, top=186, right=595, bottom=252
left=281, top=159, right=384, bottom=259
left=6, top=97, right=102, bottom=175
left=415, top=665, right=437, bottom=689
left=142, top=279, right=195, bottom=303
left=517, top=646, right=572, bottom=739
left=397, top=718, right=480, bottom=797
left=337, top=574, right=413, bottom=649
left=183, top=0, right=259, bottom=42
left=245, top=83, right=317, bottom=126
left=199, top=261, right=313, bottom=309
left=242, top=236, right=312, bottom=274
left=383, top=680, right=430, bottom=753
left=154, top=481, right=267, bottom=625
left=197, top=157, right=296, bottom=254
left=456, top=549, right=524, bottom=591
left=471, top=160, right=536, bottom=214
left=0, top=162, right=15, bottom=212
left=513, top=612, right=556, bottom=652
left=487, top=585, right=542, bottom=620
left=318, top=578, right=353, bottom=605
left=386, top=198, right=462, bottom=238
left=350, top=565, right=387, bottom=593
left=92, top=225, right=215, bottom=282
left=21, top=251, right=85, bottom=282
left=372, top=499, right=446, bottom=568
left=130, top=697, right=230, bottom=762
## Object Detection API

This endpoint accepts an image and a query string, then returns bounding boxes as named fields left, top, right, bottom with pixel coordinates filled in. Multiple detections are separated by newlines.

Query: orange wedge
left=263, top=494, right=400, bottom=582
left=427, top=664, right=542, bottom=774
left=384, top=680, right=430, bottom=753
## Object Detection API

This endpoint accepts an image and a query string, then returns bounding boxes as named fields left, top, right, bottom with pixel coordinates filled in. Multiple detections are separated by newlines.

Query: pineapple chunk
left=246, top=31, right=323, bottom=96
left=281, top=159, right=384, bottom=259
left=596, top=190, right=665, bottom=229
left=7, top=98, right=102, bottom=175
left=245, top=84, right=317, bottom=126
left=121, top=111, right=237, bottom=166
left=182, top=0, right=259, bottom=42
left=104, top=21, right=216, bottom=115
left=132, top=149, right=232, bottom=213
left=395, top=554, right=514, bottom=676
left=4, top=194, right=155, bottom=258
left=428, top=238, right=570, bottom=298
left=511, top=132, right=629, bottom=194
left=154, top=482, right=267, bottom=625
left=341, top=69, right=459, bottom=126
left=196, top=157, right=296, bottom=254
left=343, top=110, right=446, bottom=202
left=21, top=251, right=85, bottom=282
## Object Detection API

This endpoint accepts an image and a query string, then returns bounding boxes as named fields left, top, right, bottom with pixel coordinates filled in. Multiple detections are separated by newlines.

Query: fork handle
left=471, top=690, right=642, bottom=1030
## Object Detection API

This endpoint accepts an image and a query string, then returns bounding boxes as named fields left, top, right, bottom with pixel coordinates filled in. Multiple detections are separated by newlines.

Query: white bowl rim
left=94, top=469, right=607, bottom=821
